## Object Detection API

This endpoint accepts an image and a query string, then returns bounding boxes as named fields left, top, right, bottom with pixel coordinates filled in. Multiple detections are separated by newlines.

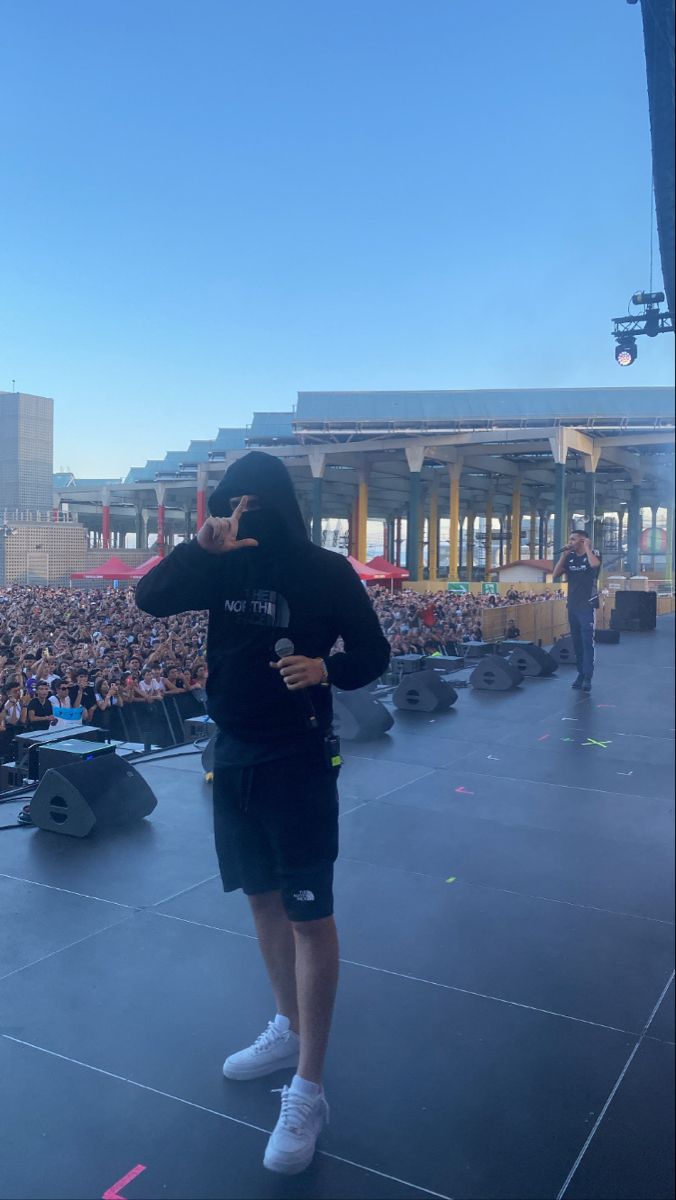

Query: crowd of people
left=0, top=579, right=565, bottom=764
left=0, top=585, right=209, bottom=762
left=369, top=584, right=565, bottom=656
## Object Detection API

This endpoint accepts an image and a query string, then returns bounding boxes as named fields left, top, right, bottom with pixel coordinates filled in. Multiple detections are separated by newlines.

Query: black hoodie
left=135, top=452, right=390, bottom=751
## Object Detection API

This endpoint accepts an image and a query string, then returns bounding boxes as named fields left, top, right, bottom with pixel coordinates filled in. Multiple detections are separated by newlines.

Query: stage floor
left=1, top=620, right=674, bottom=1200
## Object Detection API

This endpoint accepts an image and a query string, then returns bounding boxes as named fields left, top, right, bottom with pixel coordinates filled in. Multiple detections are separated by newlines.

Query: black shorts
left=212, top=751, right=339, bottom=922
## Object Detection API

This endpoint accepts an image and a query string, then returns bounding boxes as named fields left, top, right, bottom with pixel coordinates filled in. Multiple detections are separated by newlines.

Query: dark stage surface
left=1, top=620, right=674, bottom=1200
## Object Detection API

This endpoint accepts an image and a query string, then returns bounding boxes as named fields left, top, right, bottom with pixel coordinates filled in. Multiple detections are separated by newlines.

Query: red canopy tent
left=367, top=556, right=410, bottom=591
left=346, top=555, right=389, bottom=583
left=367, top=556, right=410, bottom=582
left=129, top=555, right=164, bottom=577
left=70, top=555, right=137, bottom=581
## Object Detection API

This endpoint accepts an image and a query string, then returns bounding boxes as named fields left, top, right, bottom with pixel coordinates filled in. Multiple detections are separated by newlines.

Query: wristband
left=319, top=659, right=330, bottom=687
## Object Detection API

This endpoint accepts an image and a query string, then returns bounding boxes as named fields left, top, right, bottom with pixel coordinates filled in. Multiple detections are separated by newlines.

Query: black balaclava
left=208, top=451, right=308, bottom=547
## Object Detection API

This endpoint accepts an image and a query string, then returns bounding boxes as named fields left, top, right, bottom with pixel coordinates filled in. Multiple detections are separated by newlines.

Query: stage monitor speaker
left=423, top=655, right=465, bottom=672
left=392, top=654, right=425, bottom=674
left=30, top=756, right=157, bottom=838
left=596, top=628, right=621, bottom=644
left=614, top=591, right=657, bottom=630
left=332, top=688, right=394, bottom=740
left=37, top=739, right=116, bottom=780
left=201, top=733, right=217, bottom=773
left=549, top=635, right=576, bottom=666
left=470, top=658, right=522, bottom=691
left=463, top=643, right=496, bottom=660
left=393, top=670, right=458, bottom=712
left=506, top=645, right=557, bottom=678
left=497, top=640, right=535, bottom=658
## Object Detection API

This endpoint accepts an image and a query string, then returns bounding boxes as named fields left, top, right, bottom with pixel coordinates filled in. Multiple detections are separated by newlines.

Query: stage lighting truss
left=611, top=291, right=673, bottom=366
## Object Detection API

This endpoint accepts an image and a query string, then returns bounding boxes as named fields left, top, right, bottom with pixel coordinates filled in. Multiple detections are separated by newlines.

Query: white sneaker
left=263, top=1085, right=329, bottom=1175
left=222, top=1021, right=300, bottom=1081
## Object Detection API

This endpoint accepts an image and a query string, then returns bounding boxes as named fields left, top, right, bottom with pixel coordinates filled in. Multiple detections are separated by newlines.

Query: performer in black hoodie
left=136, top=451, right=390, bottom=1175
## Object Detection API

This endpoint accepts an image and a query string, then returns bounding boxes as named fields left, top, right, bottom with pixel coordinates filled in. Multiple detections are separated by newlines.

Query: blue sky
left=2, top=0, right=673, bottom=478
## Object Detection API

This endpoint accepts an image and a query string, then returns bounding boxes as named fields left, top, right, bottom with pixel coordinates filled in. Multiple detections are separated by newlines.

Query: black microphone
left=274, top=638, right=319, bottom=730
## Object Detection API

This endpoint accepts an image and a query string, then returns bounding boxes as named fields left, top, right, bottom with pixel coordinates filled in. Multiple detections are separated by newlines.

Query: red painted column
left=102, top=504, right=111, bottom=550
left=197, top=489, right=207, bottom=530
left=156, top=504, right=166, bottom=555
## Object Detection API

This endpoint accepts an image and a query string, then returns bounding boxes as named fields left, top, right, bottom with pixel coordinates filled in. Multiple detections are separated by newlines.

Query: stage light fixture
left=615, top=338, right=637, bottom=366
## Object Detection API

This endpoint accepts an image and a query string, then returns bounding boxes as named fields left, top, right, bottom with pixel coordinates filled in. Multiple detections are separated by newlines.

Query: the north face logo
left=293, top=890, right=315, bottom=902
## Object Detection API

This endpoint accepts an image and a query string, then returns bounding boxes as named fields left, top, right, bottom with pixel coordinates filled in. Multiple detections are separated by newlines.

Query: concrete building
left=0, top=392, right=54, bottom=512
left=0, top=513, right=88, bottom=585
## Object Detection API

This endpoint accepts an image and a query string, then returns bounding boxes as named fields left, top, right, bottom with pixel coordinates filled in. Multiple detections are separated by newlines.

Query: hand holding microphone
left=271, top=638, right=325, bottom=730
left=270, top=639, right=326, bottom=691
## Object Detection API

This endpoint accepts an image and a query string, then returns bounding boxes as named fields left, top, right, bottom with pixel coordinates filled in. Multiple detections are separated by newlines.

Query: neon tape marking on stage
left=582, top=738, right=611, bottom=749
left=455, top=786, right=474, bottom=795
left=446, top=877, right=457, bottom=884
left=538, top=734, right=551, bottom=741
left=103, top=1164, right=147, bottom=1199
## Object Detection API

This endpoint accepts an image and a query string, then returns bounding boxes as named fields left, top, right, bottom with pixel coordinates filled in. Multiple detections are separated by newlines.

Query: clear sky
left=2, top=0, right=673, bottom=478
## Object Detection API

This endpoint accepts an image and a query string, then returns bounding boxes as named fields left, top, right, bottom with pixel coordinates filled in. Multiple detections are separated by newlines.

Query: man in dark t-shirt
left=553, top=529, right=602, bottom=691
left=27, top=681, right=56, bottom=731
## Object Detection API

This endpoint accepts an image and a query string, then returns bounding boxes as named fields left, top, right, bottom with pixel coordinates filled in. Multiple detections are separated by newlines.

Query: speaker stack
left=469, top=658, right=523, bottom=691
left=393, top=670, right=458, bottom=712
left=611, top=591, right=657, bottom=632
left=30, top=755, right=157, bottom=838
left=506, top=644, right=558, bottom=678
left=332, top=687, right=394, bottom=739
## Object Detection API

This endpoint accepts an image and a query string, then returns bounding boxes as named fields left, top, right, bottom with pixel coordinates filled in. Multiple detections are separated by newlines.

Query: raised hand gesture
left=196, top=497, right=258, bottom=556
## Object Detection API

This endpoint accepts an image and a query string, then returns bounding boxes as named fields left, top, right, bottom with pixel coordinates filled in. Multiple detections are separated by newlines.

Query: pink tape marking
left=103, top=1164, right=147, bottom=1200
left=538, top=734, right=551, bottom=741
left=455, top=786, right=474, bottom=794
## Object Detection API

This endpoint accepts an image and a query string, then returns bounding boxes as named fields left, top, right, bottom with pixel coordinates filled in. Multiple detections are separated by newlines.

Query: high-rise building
left=0, top=392, right=54, bottom=512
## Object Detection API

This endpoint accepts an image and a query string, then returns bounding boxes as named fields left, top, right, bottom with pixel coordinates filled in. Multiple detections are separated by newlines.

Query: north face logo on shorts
left=293, top=890, right=315, bottom=902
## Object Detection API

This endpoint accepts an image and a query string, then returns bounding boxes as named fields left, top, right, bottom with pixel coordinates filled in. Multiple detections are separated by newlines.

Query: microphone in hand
left=272, top=638, right=319, bottom=729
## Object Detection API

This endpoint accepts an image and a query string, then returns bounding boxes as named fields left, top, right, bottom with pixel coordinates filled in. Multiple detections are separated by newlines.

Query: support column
left=484, top=489, right=494, bottom=575
left=101, top=488, right=111, bottom=551
left=394, top=517, right=402, bottom=566
left=666, top=505, right=673, bottom=581
left=550, top=430, right=570, bottom=559
left=498, top=517, right=504, bottom=565
left=140, top=508, right=150, bottom=551
left=538, top=510, right=547, bottom=560
left=404, top=447, right=426, bottom=582
left=184, top=506, right=192, bottom=541
left=509, top=476, right=521, bottom=563
left=553, top=464, right=566, bottom=556
left=308, top=451, right=326, bottom=547
left=406, top=473, right=421, bottom=582
left=466, top=511, right=476, bottom=582
left=529, top=510, right=537, bottom=559
left=155, top=485, right=166, bottom=557
left=584, top=472, right=597, bottom=541
left=428, top=479, right=439, bottom=581
left=627, top=483, right=641, bottom=575
left=357, top=474, right=368, bottom=563
left=196, top=465, right=208, bottom=531
left=447, top=459, right=462, bottom=581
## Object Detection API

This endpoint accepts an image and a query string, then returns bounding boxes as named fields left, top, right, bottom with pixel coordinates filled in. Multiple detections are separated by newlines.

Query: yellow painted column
left=448, top=465, right=461, bottom=580
left=357, top=478, right=368, bottom=562
left=484, top=494, right=494, bottom=575
left=509, top=477, right=522, bottom=562
left=529, top=510, right=537, bottom=559
left=428, top=486, right=439, bottom=581
left=349, top=496, right=359, bottom=557
left=466, top=512, right=476, bottom=581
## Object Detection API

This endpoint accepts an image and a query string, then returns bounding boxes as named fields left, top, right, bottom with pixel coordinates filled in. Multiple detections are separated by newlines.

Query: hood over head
left=208, top=451, right=308, bottom=545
